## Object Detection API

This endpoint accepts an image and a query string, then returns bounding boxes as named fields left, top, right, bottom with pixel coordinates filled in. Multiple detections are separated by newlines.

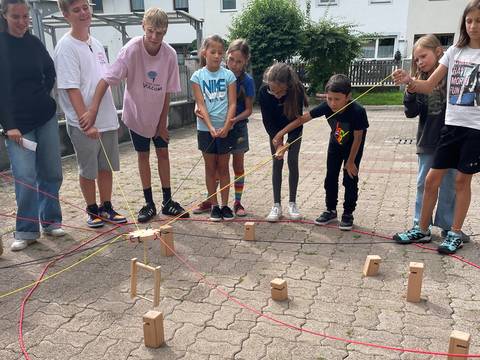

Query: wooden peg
left=447, top=330, right=471, bottom=360
left=406, top=262, right=424, bottom=303
left=128, top=228, right=159, bottom=242
left=131, top=258, right=162, bottom=307
left=159, top=225, right=174, bottom=257
left=270, top=278, right=288, bottom=301
left=244, top=222, right=256, bottom=241
left=363, top=255, right=382, bottom=276
left=143, top=310, right=165, bottom=348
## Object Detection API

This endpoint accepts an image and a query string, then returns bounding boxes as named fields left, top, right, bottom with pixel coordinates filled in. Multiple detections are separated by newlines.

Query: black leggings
left=269, top=137, right=301, bottom=204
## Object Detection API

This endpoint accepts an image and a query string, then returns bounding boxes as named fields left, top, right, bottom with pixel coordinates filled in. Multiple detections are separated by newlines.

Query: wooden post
left=130, top=258, right=138, bottom=299
left=131, top=258, right=161, bottom=308
left=406, top=262, right=424, bottom=303
left=244, top=222, right=255, bottom=241
left=363, top=255, right=381, bottom=276
left=143, top=310, right=165, bottom=348
left=447, top=330, right=471, bottom=360
left=271, top=278, right=288, bottom=301
left=153, top=266, right=161, bottom=308
left=159, top=225, right=174, bottom=257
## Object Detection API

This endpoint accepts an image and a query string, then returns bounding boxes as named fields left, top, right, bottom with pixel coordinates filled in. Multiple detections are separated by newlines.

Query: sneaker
left=438, top=231, right=463, bottom=254
left=288, top=202, right=302, bottom=220
left=441, top=229, right=470, bottom=243
left=137, top=203, right=156, bottom=223
left=314, top=210, right=337, bottom=225
left=266, top=203, right=282, bottom=222
left=162, top=200, right=190, bottom=218
left=221, top=206, right=235, bottom=221
left=339, top=213, right=354, bottom=231
left=234, top=201, right=247, bottom=217
left=99, top=202, right=127, bottom=224
left=43, top=228, right=66, bottom=237
left=87, top=213, right=105, bottom=228
left=393, top=225, right=431, bottom=244
left=11, top=238, right=37, bottom=251
left=210, top=205, right=222, bottom=222
left=193, top=200, right=212, bottom=214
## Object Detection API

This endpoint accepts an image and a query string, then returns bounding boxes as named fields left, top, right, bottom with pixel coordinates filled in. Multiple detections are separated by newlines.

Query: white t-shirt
left=440, top=45, right=480, bottom=130
left=54, top=33, right=119, bottom=132
left=103, top=36, right=181, bottom=138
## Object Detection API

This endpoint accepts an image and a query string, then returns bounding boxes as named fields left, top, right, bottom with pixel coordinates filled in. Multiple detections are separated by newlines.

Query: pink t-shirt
left=103, top=36, right=181, bottom=138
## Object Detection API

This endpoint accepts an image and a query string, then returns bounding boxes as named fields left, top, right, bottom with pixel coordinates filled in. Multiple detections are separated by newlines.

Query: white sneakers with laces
left=266, top=203, right=282, bottom=222
left=288, top=202, right=302, bottom=220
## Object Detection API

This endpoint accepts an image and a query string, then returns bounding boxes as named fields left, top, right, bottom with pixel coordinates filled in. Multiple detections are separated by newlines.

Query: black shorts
left=130, top=129, right=168, bottom=152
left=197, top=130, right=233, bottom=154
left=231, top=120, right=249, bottom=154
left=432, top=125, right=480, bottom=174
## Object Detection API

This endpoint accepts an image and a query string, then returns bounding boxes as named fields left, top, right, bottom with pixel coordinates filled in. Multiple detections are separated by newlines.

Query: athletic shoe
left=162, top=200, right=190, bottom=218
left=288, top=202, right=302, bottom=220
left=11, top=238, right=37, bottom=251
left=99, top=202, right=127, bottom=224
left=440, top=229, right=470, bottom=243
left=138, top=203, right=156, bottom=223
left=393, top=225, right=431, bottom=244
left=221, top=206, right=235, bottom=221
left=193, top=200, right=212, bottom=214
left=43, top=228, right=66, bottom=237
left=339, top=213, right=354, bottom=231
left=438, top=231, right=463, bottom=254
left=86, top=210, right=104, bottom=228
left=266, top=203, right=282, bottom=222
left=210, top=205, right=222, bottom=222
left=234, top=201, right=246, bottom=217
left=314, top=210, right=337, bottom=225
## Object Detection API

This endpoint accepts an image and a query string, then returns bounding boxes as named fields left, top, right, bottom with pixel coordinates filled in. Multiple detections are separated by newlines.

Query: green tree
left=228, top=0, right=305, bottom=90
left=300, top=20, right=364, bottom=93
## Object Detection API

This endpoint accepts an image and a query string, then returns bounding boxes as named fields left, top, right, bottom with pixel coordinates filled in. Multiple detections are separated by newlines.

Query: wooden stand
left=143, top=310, right=165, bottom=348
left=270, top=278, right=288, bottom=301
left=128, top=228, right=159, bottom=242
left=406, top=262, right=424, bottom=303
left=131, top=258, right=161, bottom=308
left=447, top=330, right=471, bottom=360
left=244, top=222, right=255, bottom=241
left=159, top=225, right=174, bottom=257
left=363, top=255, right=381, bottom=276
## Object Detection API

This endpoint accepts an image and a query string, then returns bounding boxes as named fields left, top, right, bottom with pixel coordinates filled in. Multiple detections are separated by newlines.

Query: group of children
left=2, top=0, right=479, bottom=255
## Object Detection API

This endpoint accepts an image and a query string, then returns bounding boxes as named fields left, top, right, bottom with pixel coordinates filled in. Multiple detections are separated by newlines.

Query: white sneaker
left=11, top=238, right=37, bottom=251
left=266, top=203, right=282, bottom=222
left=288, top=202, right=302, bottom=220
left=43, top=228, right=66, bottom=237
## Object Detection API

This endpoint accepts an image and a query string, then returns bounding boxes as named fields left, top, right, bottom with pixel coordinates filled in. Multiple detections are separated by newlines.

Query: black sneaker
left=221, top=206, right=235, bottom=221
left=162, top=200, right=190, bottom=218
left=339, top=213, right=354, bottom=231
left=138, top=203, right=156, bottom=223
left=210, top=205, right=222, bottom=222
left=314, top=210, right=337, bottom=225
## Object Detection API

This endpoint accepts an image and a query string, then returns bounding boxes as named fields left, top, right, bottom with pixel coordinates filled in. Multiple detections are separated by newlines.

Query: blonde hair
left=143, top=7, right=168, bottom=29
left=57, top=0, right=85, bottom=14
left=263, top=62, right=308, bottom=120
left=199, top=34, right=224, bottom=67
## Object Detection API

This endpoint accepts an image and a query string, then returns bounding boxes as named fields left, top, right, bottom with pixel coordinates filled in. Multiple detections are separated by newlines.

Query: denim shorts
left=130, top=129, right=168, bottom=152
left=197, top=130, right=233, bottom=154
left=231, top=121, right=249, bottom=154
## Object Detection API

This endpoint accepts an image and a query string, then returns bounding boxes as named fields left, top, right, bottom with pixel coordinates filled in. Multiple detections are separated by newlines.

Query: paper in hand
left=21, top=138, right=37, bottom=152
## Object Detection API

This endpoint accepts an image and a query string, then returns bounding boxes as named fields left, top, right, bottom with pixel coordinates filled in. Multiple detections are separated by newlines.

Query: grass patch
left=351, top=90, right=403, bottom=105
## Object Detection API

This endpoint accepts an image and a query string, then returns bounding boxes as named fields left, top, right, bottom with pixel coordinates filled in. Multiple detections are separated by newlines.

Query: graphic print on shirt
left=202, top=78, right=227, bottom=103
left=449, top=60, right=480, bottom=106
left=144, top=70, right=163, bottom=91
left=334, top=121, right=350, bottom=145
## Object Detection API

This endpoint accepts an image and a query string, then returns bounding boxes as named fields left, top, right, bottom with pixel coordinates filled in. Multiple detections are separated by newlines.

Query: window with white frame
left=130, top=0, right=144, bottom=12
left=361, top=37, right=395, bottom=59
left=92, top=0, right=103, bottom=13
left=317, top=0, right=338, bottom=5
left=413, top=33, right=454, bottom=50
left=222, top=0, right=236, bottom=11
left=174, top=0, right=188, bottom=12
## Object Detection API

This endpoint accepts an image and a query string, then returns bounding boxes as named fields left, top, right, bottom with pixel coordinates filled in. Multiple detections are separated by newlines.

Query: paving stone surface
left=1, top=106, right=479, bottom=359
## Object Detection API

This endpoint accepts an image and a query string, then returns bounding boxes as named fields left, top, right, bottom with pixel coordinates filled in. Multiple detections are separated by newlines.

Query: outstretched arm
left=392, top=64, right=448, bottom=94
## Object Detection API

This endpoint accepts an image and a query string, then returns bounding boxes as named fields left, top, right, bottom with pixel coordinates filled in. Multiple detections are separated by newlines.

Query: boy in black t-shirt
left=272, top=74, right=369, bottom=230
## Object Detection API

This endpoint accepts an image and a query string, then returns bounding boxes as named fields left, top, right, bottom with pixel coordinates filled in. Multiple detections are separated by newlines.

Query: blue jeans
left=5, top=117, right=63, bottom=240
left=414, top=153, right=456, bottom=231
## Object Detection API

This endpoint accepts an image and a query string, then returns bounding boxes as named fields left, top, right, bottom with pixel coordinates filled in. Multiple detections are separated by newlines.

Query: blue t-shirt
left=235, top=72, right=255, bottom=119
left=190, top=66, right=236, bottom=131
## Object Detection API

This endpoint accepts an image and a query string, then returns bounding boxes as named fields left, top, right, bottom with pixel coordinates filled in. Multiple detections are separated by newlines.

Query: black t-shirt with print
left=309, top=101, right=369, bottom=147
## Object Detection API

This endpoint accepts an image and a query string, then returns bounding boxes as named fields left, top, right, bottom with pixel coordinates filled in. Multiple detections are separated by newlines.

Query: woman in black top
left=259, top=62, right=308, bottom=222
left=1, top=0, right=64, bottom=251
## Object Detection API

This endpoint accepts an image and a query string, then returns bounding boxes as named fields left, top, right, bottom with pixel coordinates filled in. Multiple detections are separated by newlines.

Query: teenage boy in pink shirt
left=82, top=7, right=188, bottom=222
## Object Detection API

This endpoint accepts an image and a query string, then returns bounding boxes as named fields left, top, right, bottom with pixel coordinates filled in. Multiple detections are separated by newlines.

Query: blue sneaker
left=98, top=201, right=127, bottom=224
left=393, top=225, right=431, bottom=244
left=440, top=229, right=470, bottom=243
left=438, top=231, right=463, bottom=254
